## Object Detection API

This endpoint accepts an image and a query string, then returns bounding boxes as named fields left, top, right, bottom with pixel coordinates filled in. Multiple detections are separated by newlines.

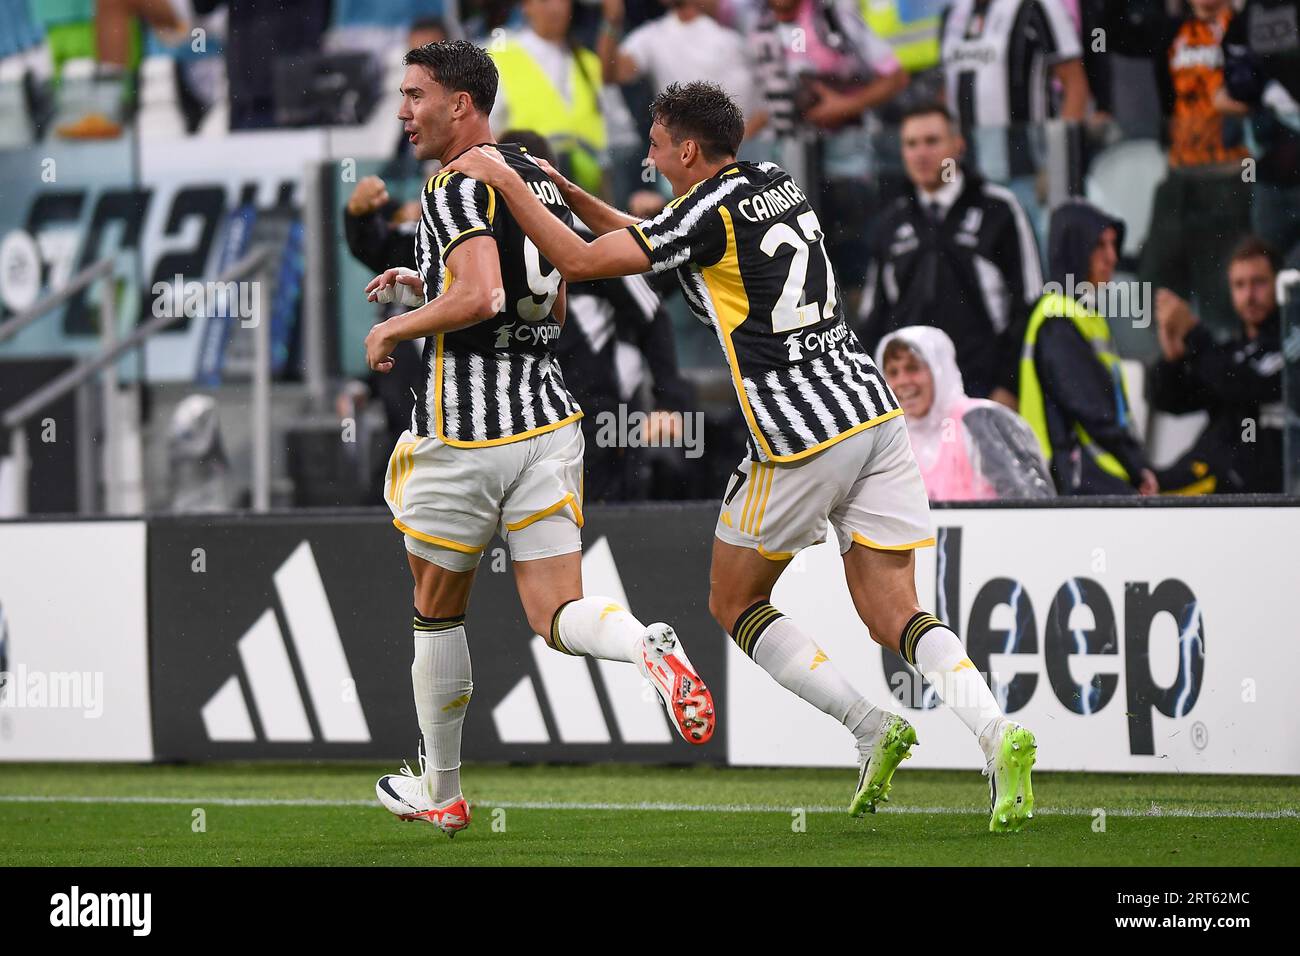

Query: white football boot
left=376, top=750, right=471, bottom=837
left=638, top=623, right=716, bottom=744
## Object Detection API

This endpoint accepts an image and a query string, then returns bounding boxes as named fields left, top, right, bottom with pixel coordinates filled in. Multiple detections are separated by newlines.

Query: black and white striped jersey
left=412, top=142, right=581, bottom=447
left=627, top=160, right=901, bottom=463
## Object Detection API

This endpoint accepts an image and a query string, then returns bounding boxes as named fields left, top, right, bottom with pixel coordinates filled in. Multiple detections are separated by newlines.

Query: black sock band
left=731, top=600, right=785, bottom=658
left=900, top=611, right=945, bottom=667
left=413, top=610, right=466, bottom=633
left=548, top=599, right=580, bottom=655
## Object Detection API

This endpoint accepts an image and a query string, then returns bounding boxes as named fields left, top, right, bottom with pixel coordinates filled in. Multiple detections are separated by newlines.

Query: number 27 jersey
left=627, top=161, right=900, bottom=463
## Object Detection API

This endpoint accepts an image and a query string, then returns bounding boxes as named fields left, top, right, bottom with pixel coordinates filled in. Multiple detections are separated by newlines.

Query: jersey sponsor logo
left=737, top=180, right=809, bottom=224
left=782, top=321, right=851, bottom=362
left=493, top=321, right=562, bottom=349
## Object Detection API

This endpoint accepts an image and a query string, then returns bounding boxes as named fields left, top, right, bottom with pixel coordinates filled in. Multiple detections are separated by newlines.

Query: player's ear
left=680, top=138, right=698, bottom=167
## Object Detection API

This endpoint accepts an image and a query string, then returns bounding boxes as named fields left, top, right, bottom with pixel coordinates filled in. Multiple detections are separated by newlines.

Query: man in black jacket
left=857, top=103, right=1042, bottom=405
left=1152, top=236, right=1285, bottom=493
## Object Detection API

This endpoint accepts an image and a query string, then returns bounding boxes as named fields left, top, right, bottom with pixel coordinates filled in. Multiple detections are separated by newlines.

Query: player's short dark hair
left=502, top=129, right=556, bottom=165
left=404, top=39, right=498, bottom=115
left=1229, top=235, right=1281, bottom=274
left=900, top=101, right=956, bottom=131
left=649, top=81, right=744, bottom=162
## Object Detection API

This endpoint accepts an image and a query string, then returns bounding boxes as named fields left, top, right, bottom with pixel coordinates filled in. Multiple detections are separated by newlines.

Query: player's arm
left=448, top=147, right=651, bottom=282
left=541, top=158, right=641, bottom=236
left=553, top=281, right=567, bottom=329
left=363, top=236, right=501, bottom=372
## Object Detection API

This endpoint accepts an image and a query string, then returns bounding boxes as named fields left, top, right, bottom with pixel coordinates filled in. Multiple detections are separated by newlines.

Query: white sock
left=551, top=596, right=643, bottom=663
left=740, top=604, right=883, bottom=753
left=904, top=613, right=1004, bottom=754
left=412, top=613, right=472, bottom=804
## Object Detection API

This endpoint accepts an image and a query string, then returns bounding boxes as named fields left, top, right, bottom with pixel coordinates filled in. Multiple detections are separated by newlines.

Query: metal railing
left=3, top=247, right=274, bottom=516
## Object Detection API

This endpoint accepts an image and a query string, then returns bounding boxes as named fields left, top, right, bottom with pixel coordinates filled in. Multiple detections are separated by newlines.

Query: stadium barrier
left=1, top=501, right=1298, bottom=774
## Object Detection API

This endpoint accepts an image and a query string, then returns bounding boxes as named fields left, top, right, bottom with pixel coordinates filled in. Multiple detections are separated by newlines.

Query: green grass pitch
left=1, top=763, right=1296, bottom=866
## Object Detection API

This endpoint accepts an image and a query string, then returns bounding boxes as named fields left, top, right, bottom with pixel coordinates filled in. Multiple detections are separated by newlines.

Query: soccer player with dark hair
left=449, top=80, right=1038, bottom=831
left=364, top=41, right=716, bottom=837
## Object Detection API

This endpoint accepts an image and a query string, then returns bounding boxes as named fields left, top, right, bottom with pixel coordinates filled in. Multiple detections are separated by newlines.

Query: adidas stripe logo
left=201, top=542, right=371, bottom=743
left=491, top=537, right=673, bottom=745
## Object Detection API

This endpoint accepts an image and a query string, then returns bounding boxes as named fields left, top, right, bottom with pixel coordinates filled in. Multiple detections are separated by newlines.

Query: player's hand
left=534, top=157, right=573, bottom=196
left=366, top=268, right=423, bottom=303
left=446, top=146, right=511, bottom=188
left=364, top=321, right=397, bottom=373
left=1137, top=469, right=1159, bottom=496
left=347, top=175, right=389, bottom=217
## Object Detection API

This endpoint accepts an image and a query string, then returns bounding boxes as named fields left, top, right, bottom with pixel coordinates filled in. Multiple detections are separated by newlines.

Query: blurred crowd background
left=0, top=0, right=1297, bottom=515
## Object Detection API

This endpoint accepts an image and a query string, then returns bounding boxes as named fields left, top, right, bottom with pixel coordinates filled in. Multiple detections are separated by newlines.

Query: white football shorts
left=384, top=421, right=584, bottom=572
left=715, top=416, right=935, bottom=560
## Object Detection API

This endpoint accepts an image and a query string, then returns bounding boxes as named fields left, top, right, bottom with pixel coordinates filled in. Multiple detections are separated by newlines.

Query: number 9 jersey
left=628, top=161, right=901, bottom=463
left=412, top=142, right=581, bottom=447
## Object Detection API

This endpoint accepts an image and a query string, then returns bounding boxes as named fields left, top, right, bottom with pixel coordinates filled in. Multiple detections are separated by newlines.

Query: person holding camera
left=748, top=0, right=909, bottom=307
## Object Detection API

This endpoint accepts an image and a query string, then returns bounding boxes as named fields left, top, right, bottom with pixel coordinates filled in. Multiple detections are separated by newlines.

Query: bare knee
left=709, top=588, right=770, bottom=636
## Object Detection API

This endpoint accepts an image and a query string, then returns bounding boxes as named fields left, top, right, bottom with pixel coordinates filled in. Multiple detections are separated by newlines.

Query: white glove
left=373, top=268, right=425, bottom=308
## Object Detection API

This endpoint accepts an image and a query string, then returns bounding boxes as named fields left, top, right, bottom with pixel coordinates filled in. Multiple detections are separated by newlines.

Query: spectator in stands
left=1221, top=0, right=1300, bottom=267
left=749, top=0, right=909, bottom=306
left=596, top=0, right=764, bottom=134
left=0, top=0, right=53, bottom=142
left=339, top=174, right=423, bottom=502
left=877, top=326, right=1054, bottom=500
left=1020, top=199, right=1157, bottom=495
left=1151, top=236, right=1285, bottom=494
left=939, top=0, right=1090, bottom=237
left=53, top=0, right=190, bottom=138
left=488, top=0, right=625, bottom=195
left=857, top=103, right=1042, bottom=406
left=1102, top=0, right=1253, bottom=335
left=192, top=0, right=330, bottom=131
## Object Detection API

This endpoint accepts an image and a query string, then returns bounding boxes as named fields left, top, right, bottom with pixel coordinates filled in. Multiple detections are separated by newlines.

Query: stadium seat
left=1146, top=409, right=1210, bottom=470
left=0, top=58, right=33, bottom=149
left=1084, top=139, right=1167, bottom=259
left=135, top=56, right=187, bottom=140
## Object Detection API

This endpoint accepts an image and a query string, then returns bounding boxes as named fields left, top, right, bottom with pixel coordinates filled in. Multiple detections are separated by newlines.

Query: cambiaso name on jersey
left=628, top=160, right=900, bottom=462
left=412, top=143, right=581, bottom=447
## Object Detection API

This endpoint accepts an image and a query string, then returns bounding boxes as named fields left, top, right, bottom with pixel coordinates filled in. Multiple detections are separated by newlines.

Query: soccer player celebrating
left=364, top=42, right=715, bottom=837
left=448, top=81, right=1037, bottom=831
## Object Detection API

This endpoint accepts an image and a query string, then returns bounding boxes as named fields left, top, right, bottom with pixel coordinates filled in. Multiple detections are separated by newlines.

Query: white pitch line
left=0, top=794, right=1295, bottom=819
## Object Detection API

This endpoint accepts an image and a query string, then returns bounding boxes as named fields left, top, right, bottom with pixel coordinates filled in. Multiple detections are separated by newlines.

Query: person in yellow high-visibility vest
left=1019, top=200, right=1158, bottom=496
left=487, top=0, right=610, bottom=195
left=860, top=0, right=942, bottom=74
